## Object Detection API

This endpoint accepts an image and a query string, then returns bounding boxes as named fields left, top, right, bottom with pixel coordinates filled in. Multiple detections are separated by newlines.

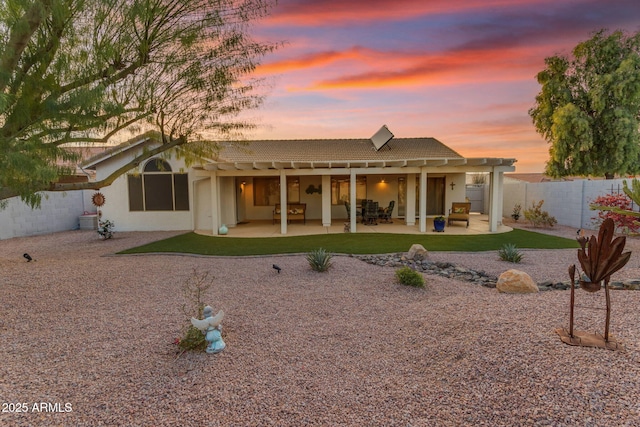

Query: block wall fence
left=0, top=190, right=95, bottom=240
left=502, top=178, right=634, bottom=231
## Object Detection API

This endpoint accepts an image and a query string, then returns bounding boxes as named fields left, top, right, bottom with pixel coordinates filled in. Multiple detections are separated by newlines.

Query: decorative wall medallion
left=91, top=192, right=106, bottom=207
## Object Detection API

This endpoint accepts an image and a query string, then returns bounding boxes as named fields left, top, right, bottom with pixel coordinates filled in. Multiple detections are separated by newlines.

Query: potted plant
left=433, top=215, right=446, bottom=232
left=511, top=203, right=521, bottom=221
left=97, top=219, right=114, bottom=239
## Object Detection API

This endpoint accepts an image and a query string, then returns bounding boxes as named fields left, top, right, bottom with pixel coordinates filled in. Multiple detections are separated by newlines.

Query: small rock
left=406, top=244, right=428, bottom=261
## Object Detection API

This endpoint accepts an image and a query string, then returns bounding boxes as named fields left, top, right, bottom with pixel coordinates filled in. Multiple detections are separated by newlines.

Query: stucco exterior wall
left=95, top=152, right=193, bottom=232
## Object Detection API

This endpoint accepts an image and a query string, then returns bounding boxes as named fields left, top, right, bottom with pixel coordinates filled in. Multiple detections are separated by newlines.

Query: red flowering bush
left=591, top=193, right=640, bottom=234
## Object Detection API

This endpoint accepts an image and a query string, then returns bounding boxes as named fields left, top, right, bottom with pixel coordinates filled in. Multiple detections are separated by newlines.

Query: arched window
left=127, top=159, right=189, bottom=211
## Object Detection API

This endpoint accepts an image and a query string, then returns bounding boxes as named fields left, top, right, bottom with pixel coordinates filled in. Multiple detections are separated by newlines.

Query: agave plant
left=307, top=248, right=333, bottom=272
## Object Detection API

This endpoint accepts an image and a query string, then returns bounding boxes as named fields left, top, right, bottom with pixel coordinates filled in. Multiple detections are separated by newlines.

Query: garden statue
left=556, top=218, right=631, bottom=350
left=191, top=306, right=226, bottom=354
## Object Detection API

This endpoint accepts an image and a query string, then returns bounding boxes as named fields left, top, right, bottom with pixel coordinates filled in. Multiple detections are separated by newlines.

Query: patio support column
left=488, top=168, right=503, bottom=232
left=210, top=171, right=220, bottom=235
left=321, top=174, right=332, bottom=226
left=280, top=170, right=287, bottom=235
left=350, top=169, right=357, bottom=233
left=406, top=174, right=416, bottom=226
left=419, top=168, right=427, bottom=232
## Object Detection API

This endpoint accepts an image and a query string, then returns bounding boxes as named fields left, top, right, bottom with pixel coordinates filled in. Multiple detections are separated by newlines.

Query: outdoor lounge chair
left=448, top=202, right=471, bottom=227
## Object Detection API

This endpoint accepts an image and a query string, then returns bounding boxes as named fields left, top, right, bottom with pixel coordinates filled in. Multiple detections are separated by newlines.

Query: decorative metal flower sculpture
left=557, top=218, right=632, bottom=350
left=576, top=218, right=631, bottom=292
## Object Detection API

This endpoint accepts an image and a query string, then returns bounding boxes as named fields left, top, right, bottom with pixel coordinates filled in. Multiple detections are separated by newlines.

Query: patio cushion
left=448, top=202, right=471, bottom=227
left=274, top=203, right=306, bottom=224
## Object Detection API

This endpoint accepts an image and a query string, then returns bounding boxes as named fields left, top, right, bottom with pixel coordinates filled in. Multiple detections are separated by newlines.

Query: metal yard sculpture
left=556, top=218, right=631, bottom=350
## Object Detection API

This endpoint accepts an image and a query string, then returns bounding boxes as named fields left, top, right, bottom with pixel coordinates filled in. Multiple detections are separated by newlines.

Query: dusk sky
left=242, top=0, right=640, bottom=173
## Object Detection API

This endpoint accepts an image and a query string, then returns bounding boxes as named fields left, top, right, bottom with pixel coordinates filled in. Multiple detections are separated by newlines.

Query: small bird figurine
left=23, top=253, right=34, bottom=262
left=272, top=264, right=281, bottom=273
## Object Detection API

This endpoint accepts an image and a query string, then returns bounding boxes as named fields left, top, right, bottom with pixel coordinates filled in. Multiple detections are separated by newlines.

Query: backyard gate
left=466, top=185, right=485, bottom=213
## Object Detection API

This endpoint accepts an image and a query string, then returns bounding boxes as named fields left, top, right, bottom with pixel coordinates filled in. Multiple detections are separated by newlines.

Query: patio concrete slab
left=198, top=214, right=512, bottom=238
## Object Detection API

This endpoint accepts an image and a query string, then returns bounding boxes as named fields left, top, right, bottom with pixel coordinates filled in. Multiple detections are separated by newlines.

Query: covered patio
left=196, top=213, right=512, bottom=238
left=193, top=131, right=516, bottom=236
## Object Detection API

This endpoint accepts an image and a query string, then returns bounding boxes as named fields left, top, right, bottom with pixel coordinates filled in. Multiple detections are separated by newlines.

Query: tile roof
left=215, top=138, right=464, bottom=163
left=79, top=133, right=516, bottom=171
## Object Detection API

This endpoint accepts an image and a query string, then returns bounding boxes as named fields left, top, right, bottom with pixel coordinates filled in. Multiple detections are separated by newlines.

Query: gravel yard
left=1, top=227, right=640, bottom=426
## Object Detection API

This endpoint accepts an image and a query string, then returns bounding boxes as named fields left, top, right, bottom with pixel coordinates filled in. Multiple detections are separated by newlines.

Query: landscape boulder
left=406, top=244, right=429, bottom=261
left=496, top=269, right=538, bottom=294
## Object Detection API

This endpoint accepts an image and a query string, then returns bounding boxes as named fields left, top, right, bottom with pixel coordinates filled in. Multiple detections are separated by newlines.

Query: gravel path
left=1, top=227, right=640, bottom=426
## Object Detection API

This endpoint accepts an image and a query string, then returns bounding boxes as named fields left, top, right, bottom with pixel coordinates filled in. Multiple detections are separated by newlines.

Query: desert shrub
left=590, top=193, right=640, bottom=234
left=498, top=243, right=523, bottom=263
left=307, top=248, right=333, bottom=272
left=178, top=325, right=207, bottom=352
left=523, top=200, right=557, bottom=227
left=471, top=173, right=487, bottom=184
left=395, top=266, right=425, bottom=287
left=176, top=269, right=212, bottom=352
left=511, top=203, right=522, bottom=221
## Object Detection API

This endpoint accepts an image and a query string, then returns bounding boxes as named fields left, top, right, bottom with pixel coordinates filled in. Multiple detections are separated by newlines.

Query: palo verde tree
left=529, top=29, right=640, bottom=179
left=0, top=0, right=276, bottom=208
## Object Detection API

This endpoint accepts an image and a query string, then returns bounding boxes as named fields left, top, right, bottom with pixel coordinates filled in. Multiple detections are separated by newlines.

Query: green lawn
left=118, top=229, right=578, bottom=256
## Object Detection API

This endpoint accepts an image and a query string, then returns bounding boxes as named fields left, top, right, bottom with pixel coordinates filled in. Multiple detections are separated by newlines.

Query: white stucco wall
left=94, top=150, right=193, bottom=232
left=0, top=190, right=93, bottom=240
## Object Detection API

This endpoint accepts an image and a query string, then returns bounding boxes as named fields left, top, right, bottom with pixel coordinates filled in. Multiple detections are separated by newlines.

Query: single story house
left=82, top=127, right=516, bottom=234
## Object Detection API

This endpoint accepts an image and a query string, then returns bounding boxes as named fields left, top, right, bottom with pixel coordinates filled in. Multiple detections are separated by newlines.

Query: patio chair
left=364, top=201, right=379, bottom=225
left=379, top=201, right=395, bottom=223
left=448, top=202, right=471, bottom=227
left=344, top=201, right=350, bottom=220
left=361, top=199, right=371, bottom=223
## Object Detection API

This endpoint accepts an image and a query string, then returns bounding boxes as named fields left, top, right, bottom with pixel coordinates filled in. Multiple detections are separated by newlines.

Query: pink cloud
left=255, top=47, right=370, bottom=75
left=257, top=43, right=551, bottom=91
left=303, top=45, right=547, bottom=90
left=264, top=0, right=555, bottom=26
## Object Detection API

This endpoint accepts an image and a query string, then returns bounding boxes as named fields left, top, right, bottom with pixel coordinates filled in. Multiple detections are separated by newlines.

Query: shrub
left=523, top=200, right=557, bottom=227
left=590, top=193, right=640, bottom=234
left=511, top=203, right=521, bottom=221
left=307, top=248, right=333, bottom=272
left=471, top=173, right=487, bottom=185
left=395, top=266, right=425, bottom=287
left=176, top=269, right=212, bottom=352
left=498, top=243, right=523, bottom=263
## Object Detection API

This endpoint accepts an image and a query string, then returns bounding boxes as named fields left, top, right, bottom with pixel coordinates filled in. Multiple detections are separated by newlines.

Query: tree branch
left=0, top=0, right=51, bottom=93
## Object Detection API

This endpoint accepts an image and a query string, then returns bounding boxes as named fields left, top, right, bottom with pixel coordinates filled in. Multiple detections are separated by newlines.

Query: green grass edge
left=118, top=229, right=578, bottom=257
